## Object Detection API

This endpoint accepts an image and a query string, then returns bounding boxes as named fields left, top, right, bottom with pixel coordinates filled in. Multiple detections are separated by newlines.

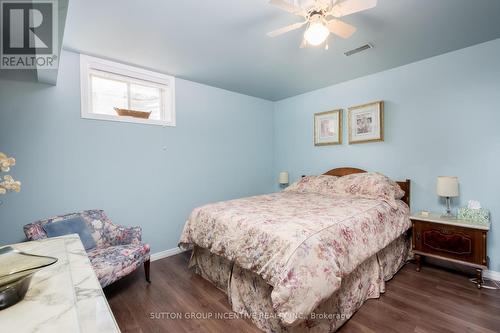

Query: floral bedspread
left=179, top=192, right=410, bottom=325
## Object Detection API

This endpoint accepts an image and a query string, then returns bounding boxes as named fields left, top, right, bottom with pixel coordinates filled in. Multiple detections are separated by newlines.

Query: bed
left=179, top=167, right=412, bottom=332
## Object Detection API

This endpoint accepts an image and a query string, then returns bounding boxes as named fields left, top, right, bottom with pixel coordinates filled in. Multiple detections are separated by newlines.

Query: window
left=80, top=55, right=175, bottom=126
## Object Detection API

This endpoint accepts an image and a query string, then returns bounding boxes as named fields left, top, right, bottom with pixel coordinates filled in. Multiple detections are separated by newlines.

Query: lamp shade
left=279, top=171, right=289, bottom=185
left=436, top=176, right=459, bottom=197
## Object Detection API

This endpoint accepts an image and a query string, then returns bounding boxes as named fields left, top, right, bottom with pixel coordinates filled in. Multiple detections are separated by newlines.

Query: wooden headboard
left=322, top=167, right=411, bottom=208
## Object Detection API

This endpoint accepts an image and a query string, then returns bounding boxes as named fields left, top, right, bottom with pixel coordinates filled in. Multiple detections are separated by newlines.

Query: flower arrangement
left=0, top=152, right=21, bottom=195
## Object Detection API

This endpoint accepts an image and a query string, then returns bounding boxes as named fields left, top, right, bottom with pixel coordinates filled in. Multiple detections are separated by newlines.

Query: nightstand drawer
left=412, top=220, right=487, bottom=266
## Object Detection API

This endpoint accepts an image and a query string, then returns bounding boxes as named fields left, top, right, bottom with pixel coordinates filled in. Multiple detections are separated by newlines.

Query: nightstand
left=411, top=213, right=490, bottom=288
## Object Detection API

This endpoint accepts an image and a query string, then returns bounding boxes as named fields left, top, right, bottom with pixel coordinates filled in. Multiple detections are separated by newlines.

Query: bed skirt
left=189, top=232, right=411, bottom=332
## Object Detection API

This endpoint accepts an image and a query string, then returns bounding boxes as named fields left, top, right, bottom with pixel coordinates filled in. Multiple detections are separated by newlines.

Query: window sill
left=81, top=113, right=176, bottom=127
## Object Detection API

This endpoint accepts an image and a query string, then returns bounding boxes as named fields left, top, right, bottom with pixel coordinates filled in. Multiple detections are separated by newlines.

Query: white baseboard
left=484, top=269, right=500, bottom=282
left=150, top=247, right=187, bottom=262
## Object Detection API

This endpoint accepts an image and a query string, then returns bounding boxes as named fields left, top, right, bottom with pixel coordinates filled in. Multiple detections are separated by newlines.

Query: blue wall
left=0, top=50, right=275, bottom=252
left=274, top=38, right=500, bottom=271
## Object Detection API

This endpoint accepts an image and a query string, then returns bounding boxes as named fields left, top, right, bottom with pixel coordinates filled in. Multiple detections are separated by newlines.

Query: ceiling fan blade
left=332, top=0, right=377, bottom=17
left=269, top=0, right=306, bottom=16
left=267, top=21, right=306, bottom=38
left=327, top=19, right=357, bottom=39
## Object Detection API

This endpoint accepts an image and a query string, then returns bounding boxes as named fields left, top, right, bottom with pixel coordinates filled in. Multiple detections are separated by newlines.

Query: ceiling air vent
left=344, top=43, right=373, bottom=57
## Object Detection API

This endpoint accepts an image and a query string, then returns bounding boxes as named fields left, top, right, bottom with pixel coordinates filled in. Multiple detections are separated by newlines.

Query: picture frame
left=314, top=109, right=342, bottom=146
left=348, top=101, right=384, bottom=144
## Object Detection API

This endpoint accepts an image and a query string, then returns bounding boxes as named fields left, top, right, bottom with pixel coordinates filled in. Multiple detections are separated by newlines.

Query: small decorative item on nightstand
left=458, top=200, right=490, bottom=226
left=436, top=176, right=459, bottom=218
left=411, top=212, right=490, bottom=288
left=279, top=171, right=289, bottom=188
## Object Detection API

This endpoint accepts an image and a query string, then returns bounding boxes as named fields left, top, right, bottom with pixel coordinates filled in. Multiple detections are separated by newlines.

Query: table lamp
left=436, top=176, right=459, bottom=218
left=279, top=171, right=289, bottom=188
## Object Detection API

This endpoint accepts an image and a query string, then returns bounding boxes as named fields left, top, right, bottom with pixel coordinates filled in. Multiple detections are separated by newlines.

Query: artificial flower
left=0, top=152, right=21, bottom=195
left=0, top=152, right=16, bottom=172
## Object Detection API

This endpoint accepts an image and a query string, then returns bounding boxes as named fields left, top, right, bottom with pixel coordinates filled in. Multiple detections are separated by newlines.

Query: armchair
left=23, top=209, right=150, bottom=288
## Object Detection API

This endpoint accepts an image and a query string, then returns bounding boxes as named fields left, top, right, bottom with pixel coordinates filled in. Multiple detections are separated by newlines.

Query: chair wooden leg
left=144, top=259, right=151, bottom=283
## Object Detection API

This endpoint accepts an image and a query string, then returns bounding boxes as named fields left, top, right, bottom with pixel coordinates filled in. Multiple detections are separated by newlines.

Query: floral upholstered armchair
left=23, top=209, right=150, bottom=288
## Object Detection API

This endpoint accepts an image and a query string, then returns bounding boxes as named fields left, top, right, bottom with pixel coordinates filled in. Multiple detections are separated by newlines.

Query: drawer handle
left=416, top=232, right=420, bottom=242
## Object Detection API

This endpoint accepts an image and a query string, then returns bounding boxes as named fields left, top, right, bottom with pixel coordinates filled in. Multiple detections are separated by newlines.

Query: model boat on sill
left=0, top=246, right=57, bottom=310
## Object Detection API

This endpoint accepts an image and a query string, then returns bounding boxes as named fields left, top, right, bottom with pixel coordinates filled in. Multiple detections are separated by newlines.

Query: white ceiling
left=63, top=0, right=500, bottom=101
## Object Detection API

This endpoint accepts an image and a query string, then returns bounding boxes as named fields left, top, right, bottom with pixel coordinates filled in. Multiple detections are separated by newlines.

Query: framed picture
left=314, top=109, right=342, bottom=146
left=348, top=101, right=384, bottom=144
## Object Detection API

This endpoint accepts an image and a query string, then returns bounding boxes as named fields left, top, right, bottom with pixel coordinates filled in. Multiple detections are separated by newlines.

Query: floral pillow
left=284, top=175, right=339, bottom=194
left=330, top=172, right=405, bottom=204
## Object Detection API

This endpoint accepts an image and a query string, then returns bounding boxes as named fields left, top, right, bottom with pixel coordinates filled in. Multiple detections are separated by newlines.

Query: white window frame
left=80, top=54, right=176, bottom=127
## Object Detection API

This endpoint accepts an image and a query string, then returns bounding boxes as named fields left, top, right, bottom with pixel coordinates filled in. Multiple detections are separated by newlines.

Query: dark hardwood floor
left=104, top=252, right=500, bottom=333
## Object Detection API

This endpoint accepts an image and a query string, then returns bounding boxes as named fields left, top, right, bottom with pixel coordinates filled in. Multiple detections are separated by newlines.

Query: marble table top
left=0, top=235, right=120, bottom=333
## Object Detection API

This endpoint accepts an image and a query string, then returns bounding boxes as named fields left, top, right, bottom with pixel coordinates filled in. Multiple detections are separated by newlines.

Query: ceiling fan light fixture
left=304, top=21, right=329, bottom=46
left=267, top=0, right=377, bottom=49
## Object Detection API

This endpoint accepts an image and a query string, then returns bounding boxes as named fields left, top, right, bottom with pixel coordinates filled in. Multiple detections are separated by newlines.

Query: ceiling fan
left=267, top=0, right=377, bottom=49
